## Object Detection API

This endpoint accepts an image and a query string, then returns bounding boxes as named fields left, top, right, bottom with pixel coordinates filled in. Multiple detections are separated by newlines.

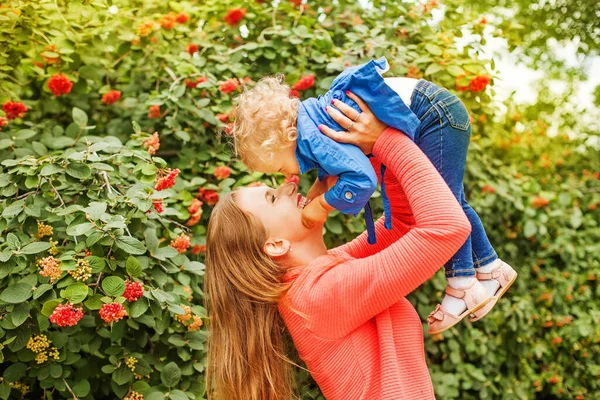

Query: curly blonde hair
left=229, top=75, right=301, bottom=171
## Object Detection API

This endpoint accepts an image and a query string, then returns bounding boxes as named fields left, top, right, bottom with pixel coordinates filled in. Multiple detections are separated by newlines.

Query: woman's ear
left=263, top=238, right=291, bottom=258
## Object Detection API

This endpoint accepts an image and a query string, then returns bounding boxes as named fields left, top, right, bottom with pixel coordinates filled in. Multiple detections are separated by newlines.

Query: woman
left=204, top=95, right=472, bottom=399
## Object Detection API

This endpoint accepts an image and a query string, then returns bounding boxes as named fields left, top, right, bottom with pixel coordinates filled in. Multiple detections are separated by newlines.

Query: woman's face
left=235, top=182, right=318, bottom=242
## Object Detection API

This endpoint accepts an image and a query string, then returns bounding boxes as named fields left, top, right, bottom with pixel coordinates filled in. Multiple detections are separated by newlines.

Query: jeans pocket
left=439, top=96, right=471, bottom=132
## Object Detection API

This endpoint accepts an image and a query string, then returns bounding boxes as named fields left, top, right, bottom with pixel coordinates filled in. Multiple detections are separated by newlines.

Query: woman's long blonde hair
left=204, top=190, right=305, bottom=400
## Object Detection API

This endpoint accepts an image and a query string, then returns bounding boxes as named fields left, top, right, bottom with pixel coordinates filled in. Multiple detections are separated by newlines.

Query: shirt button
left=345, top=191, right=353, bottom=200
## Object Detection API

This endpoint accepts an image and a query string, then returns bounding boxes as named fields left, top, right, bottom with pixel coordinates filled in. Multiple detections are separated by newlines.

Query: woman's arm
left=302, top=128, right=471, bottom=340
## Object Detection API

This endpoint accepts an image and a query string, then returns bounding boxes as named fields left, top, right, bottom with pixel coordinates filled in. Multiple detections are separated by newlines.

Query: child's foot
left=470, top=260, right=518, bottom=322
left=477, top=259, right=502, bottom=296
left=427, top=278, right=492, bottom=334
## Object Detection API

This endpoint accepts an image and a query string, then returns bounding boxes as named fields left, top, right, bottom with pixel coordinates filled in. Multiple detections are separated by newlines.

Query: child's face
left=253, top=143, right=300, bottom=178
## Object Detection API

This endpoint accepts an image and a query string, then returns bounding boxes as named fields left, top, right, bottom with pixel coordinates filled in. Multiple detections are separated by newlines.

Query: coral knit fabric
left=278, top=127, right=472, bottom=399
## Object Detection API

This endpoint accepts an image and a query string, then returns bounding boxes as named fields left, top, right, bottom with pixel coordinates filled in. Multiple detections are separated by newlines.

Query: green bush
left=0, top=0, right=598, bottom=399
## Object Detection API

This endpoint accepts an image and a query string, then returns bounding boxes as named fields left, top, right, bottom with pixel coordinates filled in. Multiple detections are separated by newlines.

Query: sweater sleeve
left=303, top=127, right=471, bottom=340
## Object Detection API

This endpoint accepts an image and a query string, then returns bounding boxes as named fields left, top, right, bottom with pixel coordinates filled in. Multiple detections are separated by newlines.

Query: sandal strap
left=476, top=267, right=502, bottom=281
left=445, top=286, right=466, bottom=298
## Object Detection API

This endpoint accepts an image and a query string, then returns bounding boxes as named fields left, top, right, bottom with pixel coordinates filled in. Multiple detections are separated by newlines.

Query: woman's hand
left=319, top=91, right=388, bottom=155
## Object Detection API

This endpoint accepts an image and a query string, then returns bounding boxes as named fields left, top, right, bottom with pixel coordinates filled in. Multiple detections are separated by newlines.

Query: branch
left=62, top=379, right=78, bottom=400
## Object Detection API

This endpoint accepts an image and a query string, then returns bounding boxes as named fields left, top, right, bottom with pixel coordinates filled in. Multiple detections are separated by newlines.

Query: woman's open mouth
left=297, top=194, right=311, bottom=209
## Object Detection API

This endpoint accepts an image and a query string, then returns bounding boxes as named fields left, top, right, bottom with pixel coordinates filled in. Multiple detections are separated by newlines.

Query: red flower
left=197, top=188, right=219, bottom=205
left=224, top=8, right=246, bottom=26
left=186, top=212, right=203, bottom=227
left=176, top=12, right=189, bottom=24
left=143, top=132, right=160, bottom=155
left=220, top=78, right=240, bottom=94
left=455, top=74, right=470, bottom=91
left=481, top=185, right=496, bottom=194
left=292, top=74, right=315, bottom=91
left=185, top=76, right=207, bottom=88
left=48, top=73, right=73, bottom=96
left=469, top=75, right=491, bottom=92
left=188, top=199, right=203, bottom=214
left=531, top=196, right=549, bottom=208
left=148, top=105, right=161, bottom=119
left=406, top=65, right=420, bottom=78
left=284, top=175, right=300, bottom=185
left=2, top=101, right=28, bottom=120
left=216, top=113, right=230, bottom=123
left=160, top=13, right=177, bottom=29
left=289, top=0, right=302, bottom=6
left=170, top=233, right=191, bottom=254
left=49, top=303, right=84, bottom=327
left=214, top=165, right=232, bottom=180
left=155, top=168, right=180, bottom=191
left=185, top=43, right=199, bottom=55
left=548, top=375, right=559, bottom=384
left=0, top=117, right=7, bottom=130
left=479, top=17, right=487, bottom=24
left=153, top=199, right=164, bottom=213
left=124, top=280, right=144, bottom=302
left=289, top=89, right=300, bottom=98
left=99, top=302, right=128, bottom=323
left=190, top=244, right=206, bottom=255
left=101, top=90, right=121, bottom=105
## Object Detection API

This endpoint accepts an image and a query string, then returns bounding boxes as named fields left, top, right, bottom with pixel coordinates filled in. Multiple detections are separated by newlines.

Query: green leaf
left=40, top=164, right=64, bottom=177
left=115, top=236, right=146, bottom=255
left=130, top=299, right=149, bottom=318
left=0, top=283, right=33, bottom=304
left=169, top=390, right=188, bottom=400
left=72, top=107, right=88, bottom=126
left=72, top=379, right=91, bottom=397
left=2, top=200, right=24, bottom=217
left=33, top=284, right=53, bottom=300
left=6, top=233, right=20, bottom=250
left=523, top=220, right=537, bottom=237
left=126, top=256, right=142, bottom=278
left=64, top=283, right=89, bottom=303
left=0, top=250, right=13, bottom=263
left=66, top=222, right=94, bottom=236
left=112, top=366, right=133, bottom=385
left=41, top=299, right=62, bottom=317
left=8, top=303, right=30, bottom=327
left=2, top=362, right=27, bottom=382
left=15, top=129, right=37, bottom=140
left=49, top=363, right=63, bottom=378
left=153, top=246, right=179, bottom=260
left=132, top=121, right=141, bottom=133
left=102, top=276, right=125, bottom=297
left=84, top=294, right=103, bottom=310
left=86, top=201, right=107, bottom=220
left=20, top=241, right=51, bottom=254
left=160, top=362, right=181, bottom=387
left=86, top=256, right=106, bottom=273
left=66, top=163, right=92, bottom=179
left=446, top=65, right=465, bottom=77
left=424, top=63, right=444, bottom=76
left=425, top=43, right=442, bottom=56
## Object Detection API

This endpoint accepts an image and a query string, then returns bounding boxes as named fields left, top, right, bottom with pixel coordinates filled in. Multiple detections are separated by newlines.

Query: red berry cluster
left=214, top=165, right=232, bottom=180
left=170, top=233, right=191, bottom=254
left=197, top=188, right=219, bottom=205
left=2, top=101, right=28, bottom=120
left=124, top=280, right=144, bottom=302
left=185, top=43, right=199, bottom=55
left=220, top=78, right=240, bottom=94
left=186, top=76, right=207, bottom=88
left=148, top=105, right=161, bottom=119
left=190, top=244, right=206, bottom=255
left=289, top=89, right=300, bottom=98
left=456, top=74, right=491, bottom=93
left=143, top=132, right=160, bottom=155
left=155, top=168, right=180, bottom=191
left=99, top=302, right=128, bottom=323
left=49, top=303, right=84, bottom=327
left=101, top=90, right=121, bottom=105
left=0, top=117, right=7, bottom=131
left=224, top=8, right=246, bottom=26
left=186, top=199, right=204, bottom=227
left=216, top=113, right=230, bottom=123
left=292, top=74, right=315, bottom=91
left=152, top=199, right=164, bottom=213
left=48, top=73, right=73, bottom=96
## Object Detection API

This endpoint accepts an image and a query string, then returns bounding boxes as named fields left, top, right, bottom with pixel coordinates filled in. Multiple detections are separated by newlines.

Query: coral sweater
left=278, top=128, right=471, bottom=400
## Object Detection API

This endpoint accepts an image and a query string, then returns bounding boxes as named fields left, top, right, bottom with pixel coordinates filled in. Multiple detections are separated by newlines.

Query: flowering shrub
left=0, top=0, right=598, bottom=399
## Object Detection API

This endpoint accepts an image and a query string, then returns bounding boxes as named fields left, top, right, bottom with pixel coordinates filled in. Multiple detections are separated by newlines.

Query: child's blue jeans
left=409, top=79, right=498, bottom=277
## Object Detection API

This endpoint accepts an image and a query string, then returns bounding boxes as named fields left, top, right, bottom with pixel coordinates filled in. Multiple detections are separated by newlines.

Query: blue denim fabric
left=410, top=80, right=498, bottom=277
left=296, top=56, right=420, bottom=244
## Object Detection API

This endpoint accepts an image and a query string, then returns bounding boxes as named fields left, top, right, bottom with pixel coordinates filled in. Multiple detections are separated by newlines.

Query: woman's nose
left=277, top=182, right=296, bottom=197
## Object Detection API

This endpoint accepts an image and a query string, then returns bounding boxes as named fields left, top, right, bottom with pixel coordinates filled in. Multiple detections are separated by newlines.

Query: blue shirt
left=295, top=57, right=420, bottom=244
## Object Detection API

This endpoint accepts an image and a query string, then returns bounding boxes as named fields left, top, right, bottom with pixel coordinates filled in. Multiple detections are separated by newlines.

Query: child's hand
left=306, top=175, right=339, bottom=200
left=301, top=194, right=335, bottom=229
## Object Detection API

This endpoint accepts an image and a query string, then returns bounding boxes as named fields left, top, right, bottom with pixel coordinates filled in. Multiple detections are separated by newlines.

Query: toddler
left=229, top=57, right=517, bottom=334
